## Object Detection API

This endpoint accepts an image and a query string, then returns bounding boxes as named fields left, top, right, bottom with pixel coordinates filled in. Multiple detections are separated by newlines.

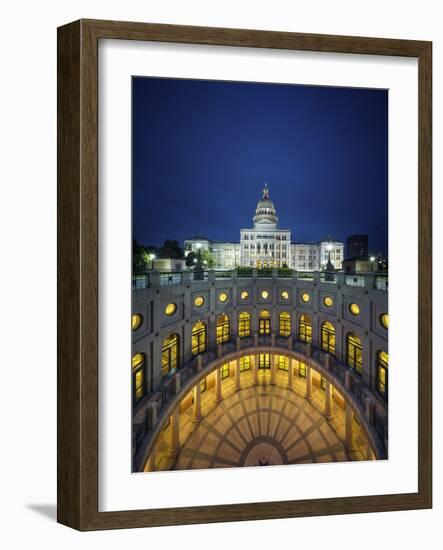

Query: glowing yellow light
left=349, top=303, right=360, bottom=316
left=380, top=313, right=389, bottom=329
left=323, top=296, right=333, bottom=307
left=132, top=313, right=143, bottom=330
left=165, top=303, right=177, bottom=316
left=194, top=296, right=204, bottom=307
left=219, top=292, right=228, bottom=303
left=301, top=292, right=310, bottom=303
left=261, top=290, right=269, bottom=299
left=132, top=353, right=144, bottom=370
left=240, top=290, right=249, bottom=300
left=281, top=290, right=289, bottom=300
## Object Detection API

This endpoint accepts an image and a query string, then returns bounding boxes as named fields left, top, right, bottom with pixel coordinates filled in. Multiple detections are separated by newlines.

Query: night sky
left=133, top=77, right=388, bottom=255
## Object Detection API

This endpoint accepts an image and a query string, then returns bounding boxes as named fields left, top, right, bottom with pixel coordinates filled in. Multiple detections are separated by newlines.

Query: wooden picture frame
left=57, top=19, right=432, bottom=530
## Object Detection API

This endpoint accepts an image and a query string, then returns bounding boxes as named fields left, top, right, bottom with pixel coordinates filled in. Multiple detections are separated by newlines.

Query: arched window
left=216, top=314, right=230, bottom=344
left=238, top=312, right=251, bottom=338
left=299, top=314, right=312, bottom=343
left=161, top=334, right=179, bottom=378
left=279, top=312, right=291, bottom=337
left=132, top=352, right=146, bottom=402
left=192, top=321, right=207, bottom=356
left=346, top=333, right=362, bottom=374
left=321, top=321, right=336, bottom=355
left=259, top=310, right=271, bottom=335
left=377, top=351, right=388, bottom=397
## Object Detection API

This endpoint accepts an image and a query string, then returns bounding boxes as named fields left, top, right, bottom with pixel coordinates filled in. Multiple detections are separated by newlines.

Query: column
left=324, top=379, right=334, bottom=421
left=235, top=358, right=241, bottom=391
left=214, top=367, right=222, bottom=403
left=192, top=382, right=202, bottom=424
left=288, top=358, right=294, bottom=390
left=345, top=402, right=357, bottom=451
left=270, top=354, right=276, bottom=385
left=306, top=365, right=313, bottom=401
left=146, top=449, right=156, bottom=472
left=253, top=354, right=259, bottom=385
left=167, top=408, right=180, bottom=458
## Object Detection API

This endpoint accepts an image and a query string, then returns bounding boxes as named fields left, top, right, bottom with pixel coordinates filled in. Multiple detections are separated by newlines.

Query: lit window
left=194, top=296, right=204, bottom=307
left=192, top=321, right=207, bottom=356
left=132, top=313, right=143, bottom=330
left=221, top=363, right=230, bottom=380
left=261, top=290, right=269, bottom=299
left=219, top=292, right=228, bottom=303
left=349, top=303, right=360, bottom=316
left=377, top=350, right=388, bottom=397
left=240, top=356, right=251, bottom=372
left=380, top=313, right=389, bottom=329
left=200, top=378, right=207, bottom=393
left=281, top=290, right=289, bottom=300
left=320, top=377, right=326, bottom=391
left=241, top=290, right=249, bottom=300
left=347, top=333, right=362, bottom=374
left=278, top=355, right=289, bottom=371
left=216, top=314, right=230, bottom=344
left=321, top=321, right=335, bottom=355
left=165, top=303, right=177, bottom=316
left=238, top=312, right=251, bottom=338
left=161, top=334, right=179, bottom=378
left=259, top=310, right=271, bottom=335
left=132, top=353, right=145, bottom=402
left=298, top=362, right=307, bottom=378
left=259, top=353, right=271, bottom=369
left=299, top=314, right=312, bottom=343
left=323, top=296, right=333, bottom=307
left=301, top=292, right=310, bottom=303
left=279, top=311, right=291, bottom=337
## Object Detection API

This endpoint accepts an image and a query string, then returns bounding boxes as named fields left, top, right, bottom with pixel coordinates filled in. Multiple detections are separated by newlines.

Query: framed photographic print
left=57, top=19, right=432, bottom=530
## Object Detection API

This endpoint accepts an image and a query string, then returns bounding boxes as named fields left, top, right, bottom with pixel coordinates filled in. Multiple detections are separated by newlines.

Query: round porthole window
left=131, top=313, right=143, bottom=330
left=301, top=292, right=310, bottom=303
left=349, top=303, right=360, bottom=316
left=380, top=313, right=389, bottom=329
left=281, top=290, right=289, bottom=300
left=323, top=296, right=333, bottom=307
left=165, top=303, right=177, bottom=316
left=261, top=290, right=269, bottom=299
left=240, top=291, right=249, bottom=300
left=194, top=296, right=204, bottom=307
left=219, top=292, right=228, bottom=303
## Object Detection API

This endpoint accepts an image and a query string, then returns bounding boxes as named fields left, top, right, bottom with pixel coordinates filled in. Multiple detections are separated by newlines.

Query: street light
left=370, top=256, right=376, bottom=272
left=148, top=253, right=156, bottom=270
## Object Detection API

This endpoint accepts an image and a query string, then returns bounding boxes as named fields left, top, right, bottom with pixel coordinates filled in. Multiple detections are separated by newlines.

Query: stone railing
left=132, top=334, right=388, bottom=471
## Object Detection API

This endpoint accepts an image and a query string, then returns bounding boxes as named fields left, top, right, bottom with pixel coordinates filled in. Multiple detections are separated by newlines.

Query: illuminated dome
left=253, top=183, right=278, bottom=229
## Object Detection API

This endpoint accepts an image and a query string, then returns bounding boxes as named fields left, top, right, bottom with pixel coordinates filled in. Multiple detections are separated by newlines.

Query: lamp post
left=148, top=253, right=156, bottom=270
left=370, top=256, right=376, bottom=272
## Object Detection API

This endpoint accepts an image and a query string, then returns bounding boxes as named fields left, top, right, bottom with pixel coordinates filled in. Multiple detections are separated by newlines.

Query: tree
left=157, top=239, right=184, bottom=259
left=133, top=239, right=158, bottom=273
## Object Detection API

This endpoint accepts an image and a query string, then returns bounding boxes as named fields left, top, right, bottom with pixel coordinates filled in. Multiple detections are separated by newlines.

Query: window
left=238, top=311, right=251, bottom=338
left=347, top=333, right=362, bottom=374
left=299, top=314, right=312, bottom=343
left=320, top=376, right=326, bottom=391
left=278, top=355, right=289, bottom=371
left=162, top=334, right=179, bottom=378
left=132, top=313, right=143, bottom=331
left=377, top=351, right=388, bottom=397
left=216, top=313, right=230, bottom=344
left=281, top=290, right=289, bottom=300
left=219, top=292, right=228, bottom=303
left=132, top=353, right=145, bottom=402
left=299, top=362, right=307, bottom=378
left=194, top=296, right=204, bottom=307
left=259, top=310, right=271, bottom=335
left=240, top=356, right=251, bottom=372
left=200, top=377, right=207, bottom=393
left=192, top=321, right=207, bottom=356
left=279, top=311, right=291, bottom=337
left=261, top=290, right=269, bottom=299
left=259, top=353, right=271, bottom=369
left=165, top=303, right=177, bottom=316
left=380, top=313, right=389, bottom=329
left=349, top=303, right=360, bottom=316
left=221, top=363, right=230, bottom=380
left=240, top=290, right=249, bottom=300
left=323, top=296, right=333, bottom=308
left=301, top=292, right=310, bottom=303
left=321, top=321, right=335, bottom=355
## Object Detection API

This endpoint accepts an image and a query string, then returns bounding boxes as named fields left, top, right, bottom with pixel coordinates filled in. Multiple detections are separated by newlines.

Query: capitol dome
left=253, top=183, right=278, bottom=229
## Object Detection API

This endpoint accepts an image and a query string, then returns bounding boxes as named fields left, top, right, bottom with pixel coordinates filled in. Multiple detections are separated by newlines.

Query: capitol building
left=184, top=184, right=344, bottom=271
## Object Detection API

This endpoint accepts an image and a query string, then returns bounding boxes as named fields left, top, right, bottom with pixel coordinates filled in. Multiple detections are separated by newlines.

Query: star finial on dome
left=263, top=183, right=270, bottom=199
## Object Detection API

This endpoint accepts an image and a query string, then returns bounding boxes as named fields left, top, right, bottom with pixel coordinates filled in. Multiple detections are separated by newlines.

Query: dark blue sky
left=133, top=77, right=388, bottom=255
